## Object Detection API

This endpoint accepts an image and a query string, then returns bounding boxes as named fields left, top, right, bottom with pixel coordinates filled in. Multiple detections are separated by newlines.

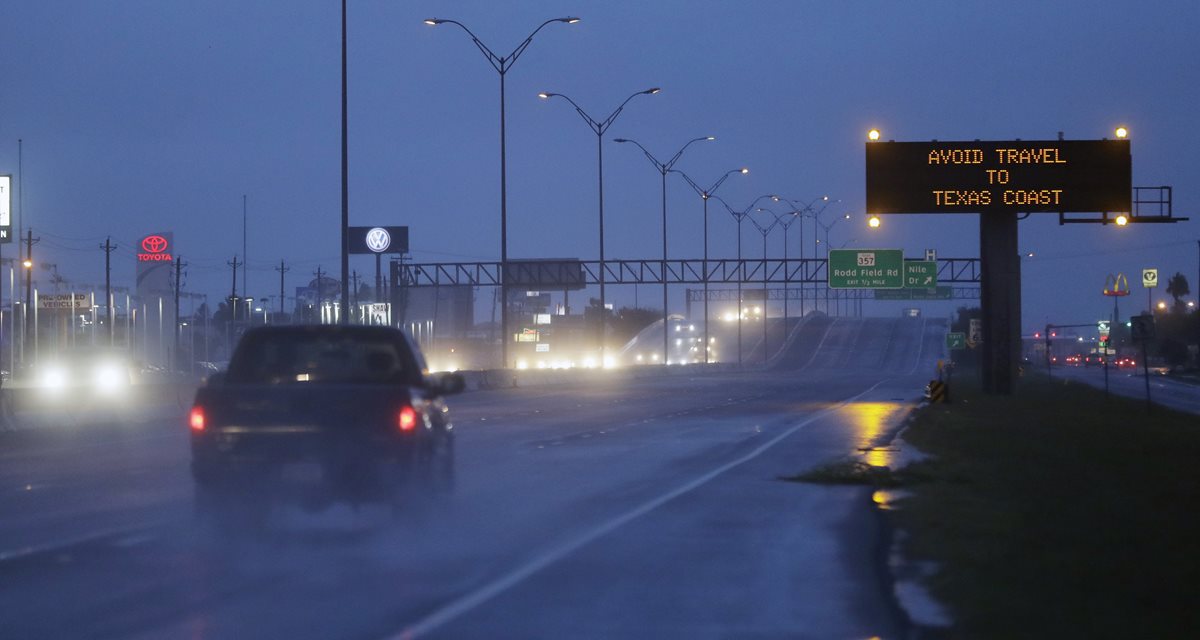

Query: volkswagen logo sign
left=365, top=227, right=391, bottom=253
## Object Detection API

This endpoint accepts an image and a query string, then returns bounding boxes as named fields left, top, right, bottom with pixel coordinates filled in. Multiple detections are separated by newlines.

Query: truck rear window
left=227, top=330, right=415, bottom=385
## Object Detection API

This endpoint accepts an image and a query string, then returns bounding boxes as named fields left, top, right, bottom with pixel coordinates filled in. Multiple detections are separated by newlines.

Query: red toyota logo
left=142, top=235, right=169, bottom=253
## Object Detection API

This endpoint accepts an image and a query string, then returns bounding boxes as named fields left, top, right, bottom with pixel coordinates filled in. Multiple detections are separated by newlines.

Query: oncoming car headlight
left=39, top=366, right=68, bottom=393
left=93, top=361, right=128, bottom=394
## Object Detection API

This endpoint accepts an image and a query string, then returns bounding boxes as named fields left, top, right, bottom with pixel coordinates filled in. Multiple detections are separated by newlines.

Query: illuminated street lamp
left=673, top=167, right=749, bottom=363
left=868, top=215, right=882, bottom=228
left=427, top=15, right=579, bottom=368
left=1115, top=214, right=1129, bottom=226
left=614, top=136, right=715, bottom=364
left=1115, top=126, right=1129, bottom=139
left=868, top=129, right=881, bottom=141
left=538, top=87, right=659, bottom=361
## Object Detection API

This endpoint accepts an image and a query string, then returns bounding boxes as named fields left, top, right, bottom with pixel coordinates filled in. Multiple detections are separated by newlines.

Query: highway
left=1050, top=364, right=1200, bottom=415
left=0, top=315, right=944, bottom=639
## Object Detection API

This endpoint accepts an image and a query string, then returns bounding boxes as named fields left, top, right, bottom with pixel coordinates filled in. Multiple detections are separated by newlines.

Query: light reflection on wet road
left=0, top=316, right=944, bottom=639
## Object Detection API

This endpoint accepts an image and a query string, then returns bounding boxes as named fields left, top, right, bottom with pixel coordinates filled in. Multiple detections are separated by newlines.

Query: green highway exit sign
left=904, top=260, right=938, bottom=288
left=946, top=332, right=966, bottom=350
left=829, top=249, right=904, bottom=289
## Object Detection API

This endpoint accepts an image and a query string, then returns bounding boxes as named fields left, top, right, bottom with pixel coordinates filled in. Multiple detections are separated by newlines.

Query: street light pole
left=775, top=195, right=832, bottom=318
left=714, top=194, right=778, bottom=366
left=340, top=0, right=349, bottom=324
left=614, top=136, right=714, bottom=364
left=674, top=168, right=748, bottom=364
left=759, top=205, right=804, bottom=325
left=815, top=208, right=849, bottom=315
left=538, top=88, right=660, bottom=365
left=748, top=210, right=779, bottom=363
left=426, top=16, right=579, bottom=368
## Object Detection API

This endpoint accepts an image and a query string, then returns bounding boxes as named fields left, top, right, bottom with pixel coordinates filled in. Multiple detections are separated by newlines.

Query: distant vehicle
left=188, top=325, right=464, bottom=516
left=1065, top=355, right=1082, bottom=366
left=1116, top=356, right=1137, bottom=369
left=20, top=347, right=137, bottom=403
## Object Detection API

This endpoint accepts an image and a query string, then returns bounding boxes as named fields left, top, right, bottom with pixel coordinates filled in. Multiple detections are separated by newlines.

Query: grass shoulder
left=886, top=374, right=1200, bottom=638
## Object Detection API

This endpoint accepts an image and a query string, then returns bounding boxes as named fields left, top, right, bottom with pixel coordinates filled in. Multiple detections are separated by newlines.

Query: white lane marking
left=908, top=317, right=929, bottom=376
left=799, top=318, right=838, bottom=371
left=389, top=379, right=891, bottom=639
left=0, top=520, right=169, bottom=563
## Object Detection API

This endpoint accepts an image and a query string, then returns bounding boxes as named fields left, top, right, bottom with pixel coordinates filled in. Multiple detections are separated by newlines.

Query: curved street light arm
left=672, top=167, right=747, bottom=200
left=542, top=92, right=602, bottom=133
left=713, top=193, right=778, bottom=221
left=597, top=88, right=660, bottom=133
left=427, top=17, right=577, bottom=73
left=665, top=136, right=714, bottom=171
left=670, top=168, right=707, bottom=198
left=507, top=18, right=578, bottom=68
left=708, top=168, right=747, bottom=197
left=427, top=19, right=503, bottom=72
left=747, top=210, right=779, bottom=236
left=758, top=205, right=801, bottom=230
left=614, top=137, right=666, bottom=173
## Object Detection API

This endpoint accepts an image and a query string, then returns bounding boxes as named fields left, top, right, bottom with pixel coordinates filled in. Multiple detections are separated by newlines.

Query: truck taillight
left=398, top=405, right=417, bottom=432
left=189, top=406, right=206, bottom=432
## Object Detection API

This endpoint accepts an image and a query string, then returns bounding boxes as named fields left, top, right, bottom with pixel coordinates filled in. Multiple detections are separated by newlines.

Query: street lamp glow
left=1115, top=126, right=1128, bottom=139
left=868, top=129, right=881, bottom=141
left=867, top=215, right=881, bottom=228
left=705, top=136, right=716, bottom=141
left=562, top=17, right=581, bottom=24
left=740, top=168, right=749, bottom=174
left=1115, top=214, right=1129, bottom=226
left=537, top=92, right=551, bottom=99
left=22, top=259, right=32, bottom=269
left=646, top=88, right=661, bottom=94
left=423, top=18, right=443, bottom=25
left=1157, top=301, right=1167, bottom=310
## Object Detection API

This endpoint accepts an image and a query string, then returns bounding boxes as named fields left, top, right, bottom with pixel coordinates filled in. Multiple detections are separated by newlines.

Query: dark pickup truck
left=188, top=325, right=465, bottom=514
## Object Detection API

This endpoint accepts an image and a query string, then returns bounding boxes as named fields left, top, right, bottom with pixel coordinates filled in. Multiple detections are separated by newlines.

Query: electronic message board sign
left=866, top=140, right=1131, bottom=214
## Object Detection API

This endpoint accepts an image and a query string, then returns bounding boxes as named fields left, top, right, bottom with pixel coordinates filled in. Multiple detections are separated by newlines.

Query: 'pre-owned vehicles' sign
left=866, top=140, right=1131, bottom=214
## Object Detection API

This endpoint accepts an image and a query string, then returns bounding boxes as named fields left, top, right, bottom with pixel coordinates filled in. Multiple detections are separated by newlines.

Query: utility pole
left=23, top=229, right=39, bottom=364
left=276, top=260, right=289, bottom=319
left=173, top=256, right=185, bottom=372
left=314, top=266, right=324, bottom=323
left=352, top=270, right=359, bottom=315
left=227, top=255, right=240, bottom=322
left=100, top=237, right=116, bottom=345
left=242, top=195, right=248, bottom=303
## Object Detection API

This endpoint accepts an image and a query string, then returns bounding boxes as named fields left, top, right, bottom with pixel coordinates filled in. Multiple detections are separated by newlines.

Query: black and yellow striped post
left=926, top=380, right=947, bottom=403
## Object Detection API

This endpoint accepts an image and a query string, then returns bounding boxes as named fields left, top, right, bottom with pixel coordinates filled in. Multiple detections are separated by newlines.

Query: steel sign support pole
left=979, top=209, right=1020, bottom=394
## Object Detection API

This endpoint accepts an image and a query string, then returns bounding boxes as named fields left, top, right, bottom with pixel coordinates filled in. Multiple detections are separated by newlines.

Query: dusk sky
left=1, top=1, right=1197, bottom=333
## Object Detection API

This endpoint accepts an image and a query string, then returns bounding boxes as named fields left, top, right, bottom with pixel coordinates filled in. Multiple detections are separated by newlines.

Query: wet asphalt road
left=0, top=316, right=944, bottom=639
left=1049, top=364, right=1200, bottom=415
